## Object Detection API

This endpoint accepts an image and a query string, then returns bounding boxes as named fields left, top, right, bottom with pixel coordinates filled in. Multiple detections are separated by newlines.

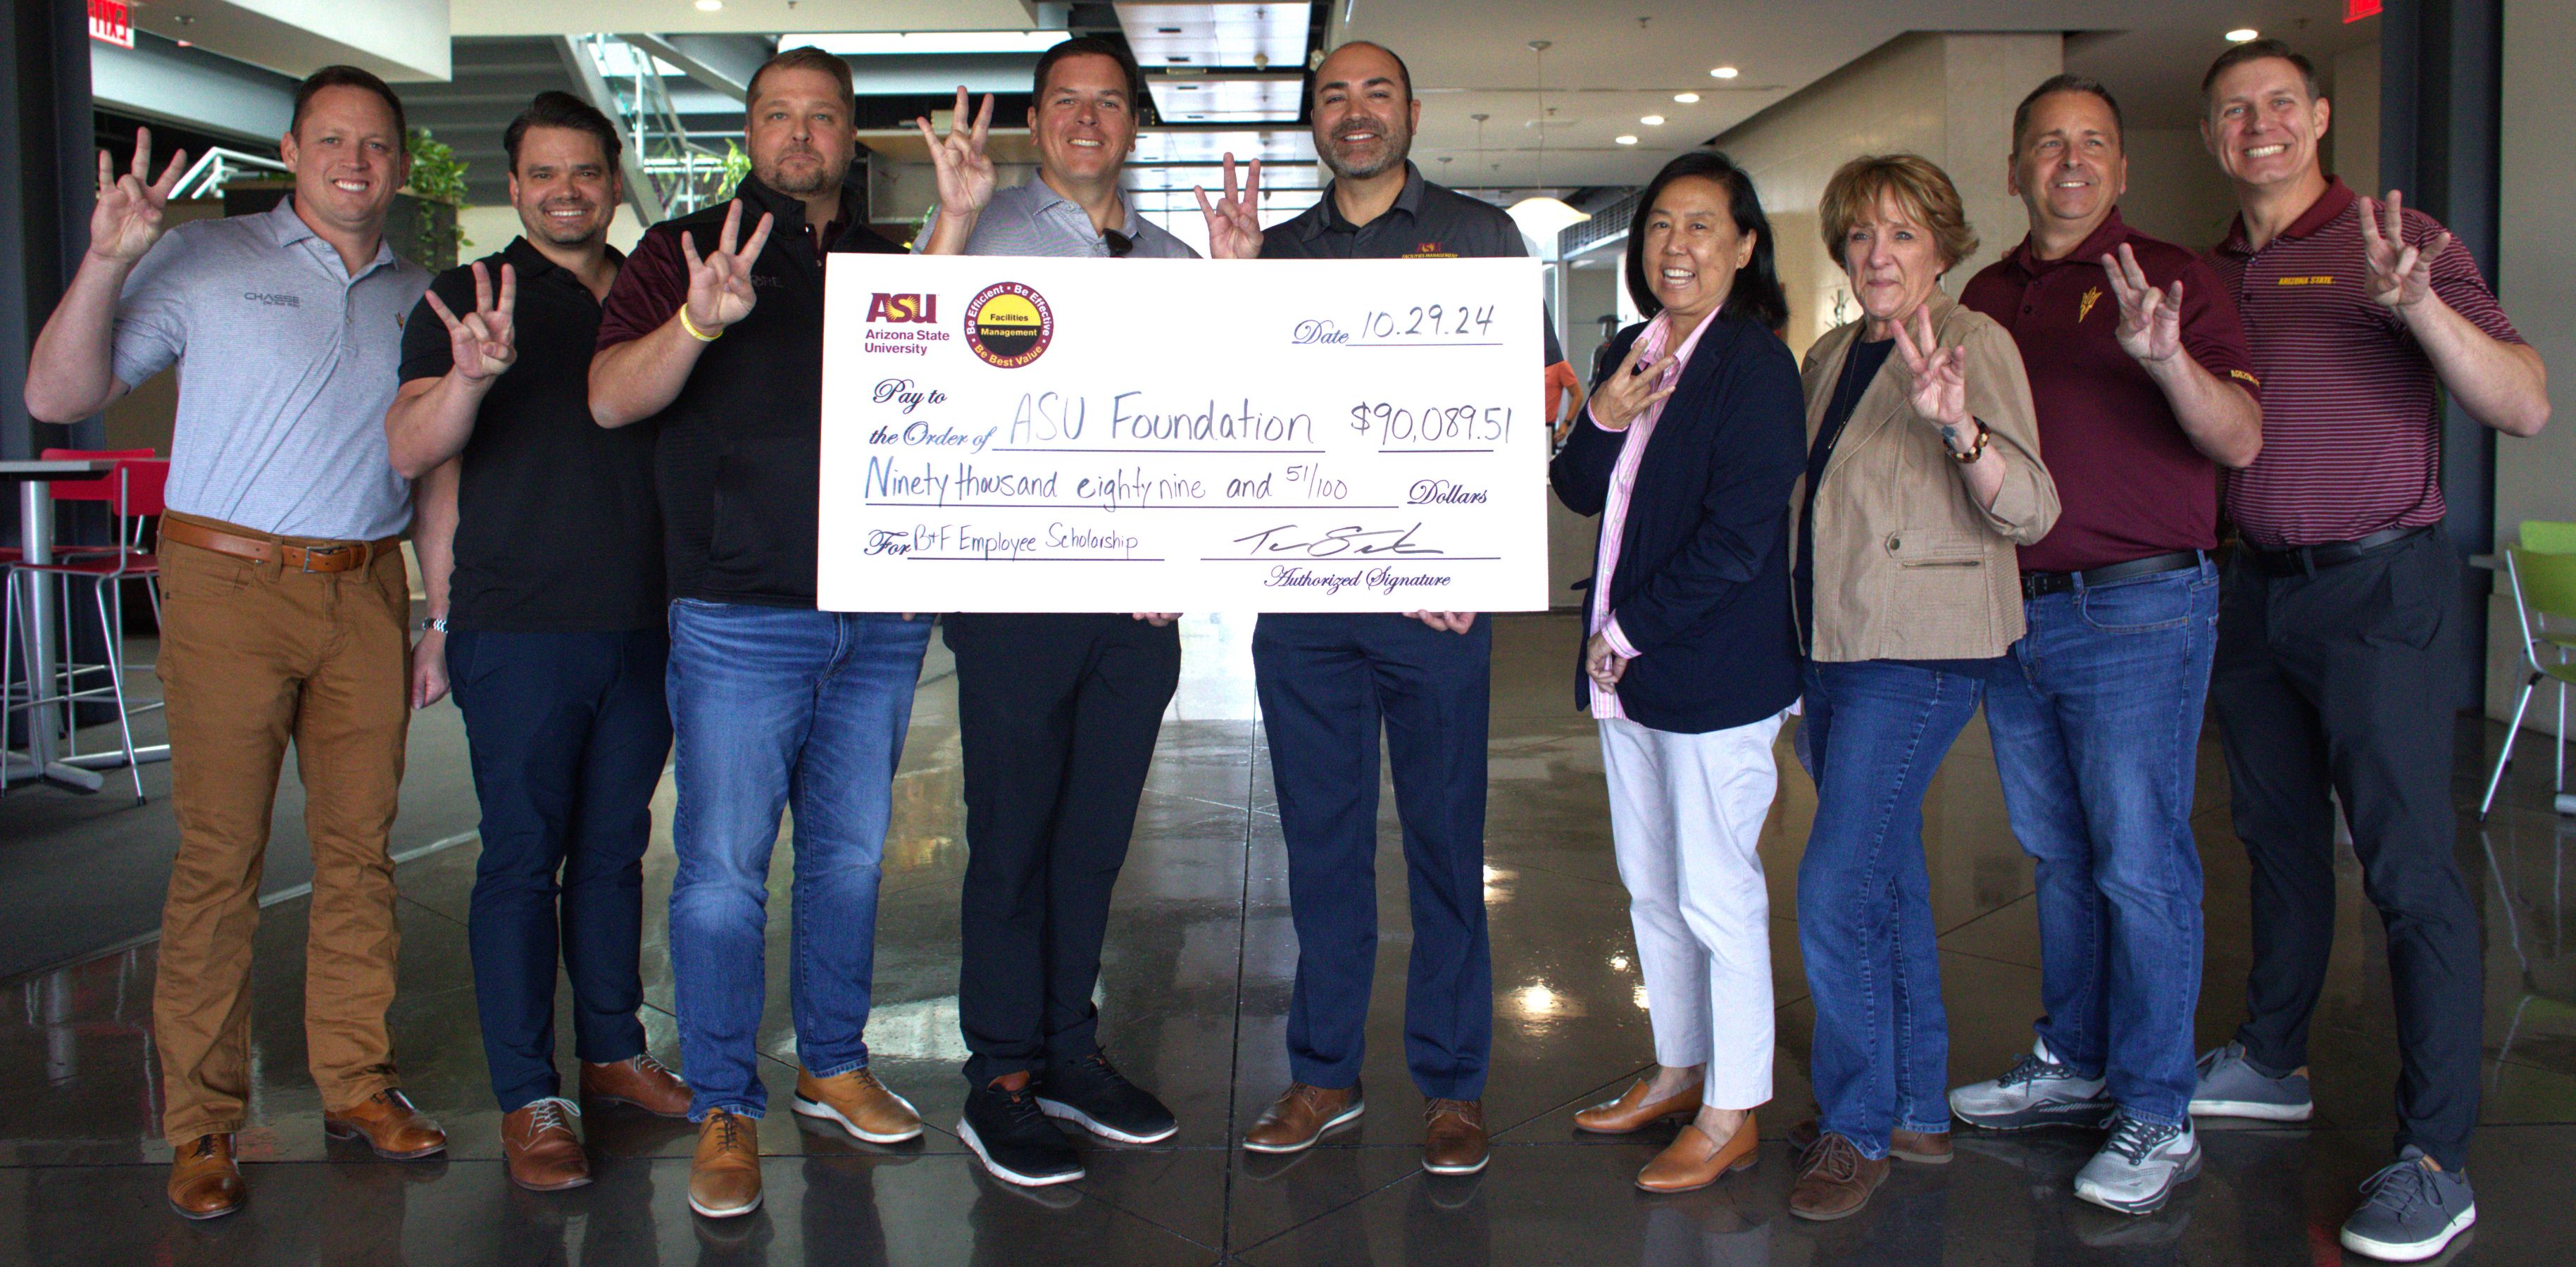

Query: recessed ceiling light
left=1672, top=92, right=1699, bottom=104
left=694, top=0, right=720, bottom=10
left=1711, top=65, right=1739, bottom=79
left=1640, top=114, right=1664, bottom=125
left=2226, top=27, right=2259, bottom=42
left=1615, top=135, right=1639, bottom=145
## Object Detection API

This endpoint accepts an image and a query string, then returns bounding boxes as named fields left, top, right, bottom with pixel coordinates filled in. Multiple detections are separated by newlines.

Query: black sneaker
left=1035, top=1051, right=1179, bottom=1144
left=959, top=1082, right=1084, bottom=1187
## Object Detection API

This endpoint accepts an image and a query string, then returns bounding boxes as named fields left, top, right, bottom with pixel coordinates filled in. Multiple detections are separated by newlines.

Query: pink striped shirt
left=1589, top=308, right=1719, bottom=720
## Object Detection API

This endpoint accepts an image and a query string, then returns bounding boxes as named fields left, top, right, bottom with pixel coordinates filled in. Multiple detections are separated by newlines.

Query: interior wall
left=2330, top=42, right=2380, bottom=197
left=2116, top=127, right=2237, bottom=252
left=1710, top=32, right=2062, bottom=361
left=2487, top=0, right=2576, bottom=735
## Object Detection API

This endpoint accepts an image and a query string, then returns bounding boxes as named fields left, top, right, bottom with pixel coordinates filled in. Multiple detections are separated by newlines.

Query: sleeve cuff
left=1603, top=617, right=1639, bottom=659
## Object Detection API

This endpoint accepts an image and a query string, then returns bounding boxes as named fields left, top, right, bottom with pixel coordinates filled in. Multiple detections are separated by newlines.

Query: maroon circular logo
left=963, top=282, right=1053, bottom=368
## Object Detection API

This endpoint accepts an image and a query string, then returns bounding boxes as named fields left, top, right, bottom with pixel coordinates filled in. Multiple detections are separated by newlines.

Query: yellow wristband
left=677, top=306, right=723, bottom=342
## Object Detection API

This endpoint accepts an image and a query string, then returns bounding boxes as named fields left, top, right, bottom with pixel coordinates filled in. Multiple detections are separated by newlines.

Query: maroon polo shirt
left=1963, top=208, right=2261, bottom=573
left=2203, top=176, right=2525, bottom=549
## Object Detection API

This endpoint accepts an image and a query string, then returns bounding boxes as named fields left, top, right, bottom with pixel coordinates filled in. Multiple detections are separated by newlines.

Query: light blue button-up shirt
left=916, top=172, right=1199, bottom=259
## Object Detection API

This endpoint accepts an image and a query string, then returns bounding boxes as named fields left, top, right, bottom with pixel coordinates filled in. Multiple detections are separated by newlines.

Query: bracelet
left=420, top=615, right=449, bottom=634
left=1946, top=419, right=1991, bottom=463
left=677, top=306, right=723, bottom=342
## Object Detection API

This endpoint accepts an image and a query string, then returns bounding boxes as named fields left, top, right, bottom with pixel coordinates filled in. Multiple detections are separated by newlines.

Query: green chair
left=2479, top=546, right=2576, bottom=818
left=2521, top=519, right=2576, bottom=554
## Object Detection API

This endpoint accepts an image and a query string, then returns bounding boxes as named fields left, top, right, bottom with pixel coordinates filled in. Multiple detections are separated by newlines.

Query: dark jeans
left=1798, top=657, right=1992, bottom=1158
left=446, top=627, right=673, bottom=1112
left=665, top=601, right=933, bottom=1119
left=1253, top=613, right=1493, bottom=1100
left=2211, top=530, right=2481, bottom=1169
left=946, top=613, right=1180, bottom=1085
left=1981, top=561, right=2220, bottom=1126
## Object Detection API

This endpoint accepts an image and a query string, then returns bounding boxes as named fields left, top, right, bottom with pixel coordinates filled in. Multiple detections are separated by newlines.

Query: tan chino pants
left=151, top=512, right=411, bottom=1147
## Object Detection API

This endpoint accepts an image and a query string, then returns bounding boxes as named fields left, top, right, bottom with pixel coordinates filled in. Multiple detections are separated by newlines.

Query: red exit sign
left=88, top=0, right=133, bottom=47
left=2346, top=0, right=2382, bottom=20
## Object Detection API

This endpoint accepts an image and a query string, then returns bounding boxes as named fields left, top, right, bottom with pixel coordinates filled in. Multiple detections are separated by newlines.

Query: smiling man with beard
left=384, top=91, right=692, bottom=1196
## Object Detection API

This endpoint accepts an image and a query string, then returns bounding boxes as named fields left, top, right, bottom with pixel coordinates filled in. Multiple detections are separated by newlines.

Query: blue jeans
left=665, top=600, right=932, bottom=1118
left=449, top=627, right=672, bottom=1112
left=1982, top=562, right=2218, bottom=1126
left=1798, top=657, right=1991, bottom=1159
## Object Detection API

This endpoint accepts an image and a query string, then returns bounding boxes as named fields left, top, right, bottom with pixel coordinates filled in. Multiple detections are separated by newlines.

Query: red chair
left=4, top=456, right=168, bottom=803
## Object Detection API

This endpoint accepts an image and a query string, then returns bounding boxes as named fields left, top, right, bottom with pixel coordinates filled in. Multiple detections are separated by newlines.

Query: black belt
left=2020, top=550, right=2205, bottom=600
left=2239, top=525, right=2430, bottom=577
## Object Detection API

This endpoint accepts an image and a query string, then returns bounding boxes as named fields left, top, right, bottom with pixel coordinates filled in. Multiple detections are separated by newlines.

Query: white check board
left=816, top=254, right=1551, bottom=613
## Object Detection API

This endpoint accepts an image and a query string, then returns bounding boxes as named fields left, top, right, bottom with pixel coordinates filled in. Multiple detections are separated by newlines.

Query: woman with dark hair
left=1549, top=151, right=1806, bottom=1192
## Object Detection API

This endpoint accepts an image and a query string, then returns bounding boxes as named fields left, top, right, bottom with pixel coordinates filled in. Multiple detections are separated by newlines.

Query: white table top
left=0, top=458, right=118, bottom=479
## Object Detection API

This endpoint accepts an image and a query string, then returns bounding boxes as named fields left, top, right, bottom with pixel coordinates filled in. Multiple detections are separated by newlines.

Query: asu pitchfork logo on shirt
left=963, top=282, right=1053, bottom=369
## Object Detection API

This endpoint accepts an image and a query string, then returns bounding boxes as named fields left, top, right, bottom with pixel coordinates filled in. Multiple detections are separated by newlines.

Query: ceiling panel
left=1147, top=75, right=1305, bottom=123
left=1128, top=127, right=1319, bottom=164
left=1117, top=2, right=1314, bottom=70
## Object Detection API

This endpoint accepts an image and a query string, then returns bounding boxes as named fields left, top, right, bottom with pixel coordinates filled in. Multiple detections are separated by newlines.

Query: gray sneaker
left=2073, top=1113, right=2200, bottom=1215
left=1949, top=1038, right=2114, bottom=1130
left=2188, top=1042, right=2313, bottom=1121
left=2339, top=1148, right=2475, bottom=1261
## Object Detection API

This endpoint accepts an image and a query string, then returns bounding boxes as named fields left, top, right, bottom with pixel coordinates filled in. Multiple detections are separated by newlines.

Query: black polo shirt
left=399, top=236, right=664, bottom=632
left=1263, top=163, right=1564, bottom=364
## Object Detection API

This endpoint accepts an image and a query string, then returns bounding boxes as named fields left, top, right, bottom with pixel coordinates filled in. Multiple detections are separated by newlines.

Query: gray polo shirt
left=112, top=199, right=428, bottom=540
left=916, top=173, right=1199, bottom=258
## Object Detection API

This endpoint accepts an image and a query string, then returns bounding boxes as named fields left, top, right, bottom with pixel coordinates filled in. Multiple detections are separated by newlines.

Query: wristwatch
left=420, top=615, right=449, bottom=634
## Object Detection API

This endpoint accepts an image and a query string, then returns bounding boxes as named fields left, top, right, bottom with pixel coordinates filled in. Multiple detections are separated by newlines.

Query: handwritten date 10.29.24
left=1292, top=304, right=1497, bottom=347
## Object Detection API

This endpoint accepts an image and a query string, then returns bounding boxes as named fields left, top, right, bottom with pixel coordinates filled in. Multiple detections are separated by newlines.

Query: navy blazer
left=1549, top=311, right=1806, bottom=734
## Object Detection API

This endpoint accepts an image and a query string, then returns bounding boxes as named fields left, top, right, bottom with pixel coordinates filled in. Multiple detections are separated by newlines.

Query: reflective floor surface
left=2, top=612, right=2573, bottom=1265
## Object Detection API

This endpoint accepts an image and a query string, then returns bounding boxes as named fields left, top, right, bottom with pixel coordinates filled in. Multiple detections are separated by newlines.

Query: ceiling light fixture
left=694, top=0, right=721, bottom=10
left=785, top=30, right=1073, bottom=56
left=1615, top=135, right=1638, bottom=145
left=1672, top=92, right=1699, bottom=104
left=1508, top=40, right=1589, bottom=242
left=1639, top=114, right=1664, bottom=125
left=1711, top=65, right=1739, bottom=79
left=2226, top=27, right=2259, bottom=42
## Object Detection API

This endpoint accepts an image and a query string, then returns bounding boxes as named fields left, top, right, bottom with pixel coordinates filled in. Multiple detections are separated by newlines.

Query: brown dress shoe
left=1574, top=1078, right=1703, bottom=1134
left=688, top=1108, right=762, bottom=1218
left=1244, top=1082, right=1363, bottom=1154
left=501, top=1098, right=592, bottom=1192
left=1789, top=1130, right=1892, bottom=1221
left=323, top=1089, right=448, bottom=1160
left=1787, top=1117, right=1952, bottom=1164
left=582, top=1054, right=692, bottom=1118
left=1423, top=1099, right=1489, bottom=1175
left=792, top=1067, right=923, bottom=1144
left=1637, top=1111, right=1761, bottom=1192
left=168, top=1133, right=244, bottom=1220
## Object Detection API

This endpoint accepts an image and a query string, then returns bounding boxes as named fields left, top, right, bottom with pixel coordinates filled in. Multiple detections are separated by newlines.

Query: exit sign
left=88, top=0, right=132, bottom=47
left=2346, top=0, right=2382, bottom=20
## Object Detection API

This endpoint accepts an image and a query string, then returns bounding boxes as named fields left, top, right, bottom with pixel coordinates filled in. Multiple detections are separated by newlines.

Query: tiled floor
left=3, top=611, right=2573, bottom=1264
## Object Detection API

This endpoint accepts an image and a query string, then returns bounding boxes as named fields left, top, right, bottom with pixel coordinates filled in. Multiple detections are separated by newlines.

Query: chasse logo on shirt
left=243, top=291, right=301, bottom=308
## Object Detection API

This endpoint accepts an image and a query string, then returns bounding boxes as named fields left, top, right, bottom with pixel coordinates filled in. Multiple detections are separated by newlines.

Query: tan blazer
left=1792, top=290, right=2058, bottom=663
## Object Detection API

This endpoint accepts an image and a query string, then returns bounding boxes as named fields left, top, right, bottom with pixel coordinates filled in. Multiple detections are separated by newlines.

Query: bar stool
left=3, top=456, right=168, bottom=804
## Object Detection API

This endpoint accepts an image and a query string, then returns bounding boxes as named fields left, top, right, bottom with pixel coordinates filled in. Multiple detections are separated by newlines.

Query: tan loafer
left=1575, top=1078, right=1703, bottom=1134
left=1423, top=1099, right=1489, bottom=1175
left=582, top=1054, right=692, bottom=1118
left=168, top=1132, right=244, bottom=1220
left=1787, top=1116, right=1951, bottom=1164
left=792, top=1066, right=923, bottom=1144
left=687, top=1108, right=762, bottom=1218
left=1636, top=1111, right=1759, bottom=1192
left=1788, top=1130, right=1891, bottom=1221
left=501, top=1098, right=592, bottom=1192
left=323, top=1089, right=448, bottom=1160
left=1244, top=1082, right=1364, bottom=1154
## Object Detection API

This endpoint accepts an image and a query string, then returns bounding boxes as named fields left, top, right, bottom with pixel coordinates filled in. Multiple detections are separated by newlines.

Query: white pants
left=1599, top=711, right=1784, bottom=1109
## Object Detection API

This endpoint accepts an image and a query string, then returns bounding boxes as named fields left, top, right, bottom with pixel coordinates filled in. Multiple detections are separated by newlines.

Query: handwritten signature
left=1230, top=522, right=1442, bottom=558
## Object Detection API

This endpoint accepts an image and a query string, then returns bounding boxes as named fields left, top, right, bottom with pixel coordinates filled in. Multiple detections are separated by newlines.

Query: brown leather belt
left=161, top=518, right=401, bottom=574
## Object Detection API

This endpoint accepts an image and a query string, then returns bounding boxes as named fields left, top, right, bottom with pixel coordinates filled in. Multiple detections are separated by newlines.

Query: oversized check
left=815, top=254, right=1549, bottom=613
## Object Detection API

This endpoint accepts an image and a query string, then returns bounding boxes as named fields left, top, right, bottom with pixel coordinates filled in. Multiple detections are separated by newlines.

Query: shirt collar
left=734, top=175, right=861, bottom=235
left=2004, top=206, right=2132, bottom=277
left=263, top=196, right=398, bottom=277
left=1314, top=162, right=1426, bottom=236
left=2218, top=175, right=2354, bottom=256
left=498, top=235, right=625, bottom=286
left=1019, top=170, right=1146, bottom=241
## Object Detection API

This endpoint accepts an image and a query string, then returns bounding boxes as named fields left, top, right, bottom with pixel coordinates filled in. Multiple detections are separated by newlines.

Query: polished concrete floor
left=3, top=611, right=2574, bottom=1265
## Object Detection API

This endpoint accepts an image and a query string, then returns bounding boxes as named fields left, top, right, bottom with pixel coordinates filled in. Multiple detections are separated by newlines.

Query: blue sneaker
left=2188, top=1042, right=2313, bottom=1122
left=2339, top=1148, right=2475, bottom=1262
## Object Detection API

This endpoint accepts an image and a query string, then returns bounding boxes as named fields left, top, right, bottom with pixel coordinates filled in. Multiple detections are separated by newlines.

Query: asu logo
left=866, top=292, right=938, bottom=323
left=963, top=282, right=1053, bottom=369
left=2077, top=287, right=2103, bottom=323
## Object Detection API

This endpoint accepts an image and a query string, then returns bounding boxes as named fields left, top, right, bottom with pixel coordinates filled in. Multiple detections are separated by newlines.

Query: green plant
left=713, top=139, right=751, bottom=202
left=404, top=126, right=470, bottom=257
